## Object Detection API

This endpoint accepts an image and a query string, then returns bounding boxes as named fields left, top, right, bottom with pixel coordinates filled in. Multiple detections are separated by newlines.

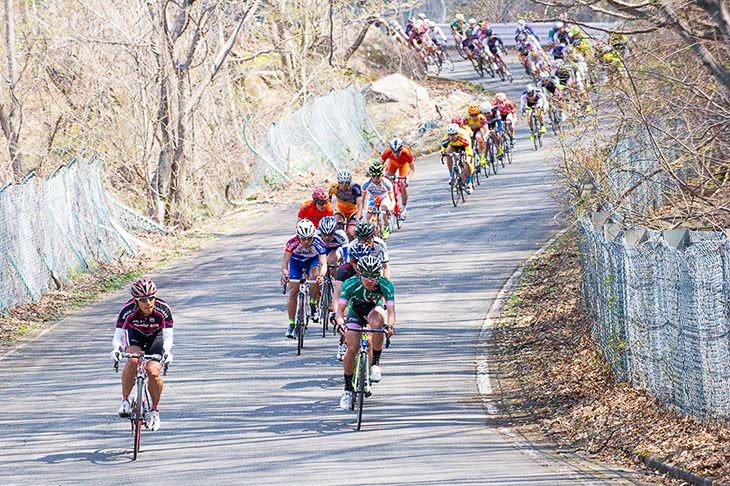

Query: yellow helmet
left=468, top=104, right=480, bottom=115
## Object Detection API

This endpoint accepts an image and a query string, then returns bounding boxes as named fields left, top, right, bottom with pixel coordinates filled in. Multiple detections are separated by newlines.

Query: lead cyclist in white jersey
left=361, top=162, right=395, bottom=239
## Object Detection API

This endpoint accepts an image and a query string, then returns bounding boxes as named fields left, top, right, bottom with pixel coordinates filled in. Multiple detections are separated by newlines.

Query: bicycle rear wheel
left=442, top=50, right=455, bottom=71
left=297, top=295, right=305, bottom=355
left=132, top=377, right=144, bottom=460
left=319, top=280, right=330, bottom=338
left=450, top=173, right=459, bottom=207
left=472, top=154, right=480, bottom=187
left=356, top=351, right=367, bottom=431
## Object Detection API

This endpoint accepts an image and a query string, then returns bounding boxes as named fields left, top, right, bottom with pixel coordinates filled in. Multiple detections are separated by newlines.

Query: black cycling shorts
left=126, top=328, right=164, bottom=356
left=336, top=263, right=357, bottom=283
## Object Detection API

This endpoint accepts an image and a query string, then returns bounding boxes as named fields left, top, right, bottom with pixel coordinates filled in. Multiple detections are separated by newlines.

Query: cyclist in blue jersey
left=281, top=219, right=328, bottom=338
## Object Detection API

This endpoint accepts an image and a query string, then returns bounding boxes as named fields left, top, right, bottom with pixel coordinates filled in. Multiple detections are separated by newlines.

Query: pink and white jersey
left=285, top=236, right=327, bottom=262
left=362, top=178, right=394, bottom=201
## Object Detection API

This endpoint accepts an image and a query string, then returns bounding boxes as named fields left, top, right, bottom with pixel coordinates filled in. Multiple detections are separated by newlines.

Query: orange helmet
left=468, top=104, right=480, bottom=115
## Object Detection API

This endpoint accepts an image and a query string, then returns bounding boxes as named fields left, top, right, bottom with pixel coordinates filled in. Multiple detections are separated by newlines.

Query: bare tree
left=1, top=0, right=24, bottom=180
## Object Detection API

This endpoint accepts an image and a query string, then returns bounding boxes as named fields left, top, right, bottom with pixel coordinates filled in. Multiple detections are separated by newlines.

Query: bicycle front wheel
left=297, top=295, right=305, bottom=355
left=450, top=175, right=459, bottom=207
left=320, top=280, right=330, bottom=338
left=132, top=377, right=144, bottom=460
left=356, top=351, right=367, bottom=431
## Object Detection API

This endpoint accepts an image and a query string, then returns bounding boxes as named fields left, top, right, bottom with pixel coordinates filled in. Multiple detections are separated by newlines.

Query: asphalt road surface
left=0, top=55, right=647, bottom=485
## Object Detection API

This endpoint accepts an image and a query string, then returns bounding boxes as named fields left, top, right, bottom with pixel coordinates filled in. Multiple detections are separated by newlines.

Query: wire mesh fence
left=577, top=203, right=730, bottom=420
left=0, top=157, right=139, bottom=314
left=244, top=88, right=383, bottom=194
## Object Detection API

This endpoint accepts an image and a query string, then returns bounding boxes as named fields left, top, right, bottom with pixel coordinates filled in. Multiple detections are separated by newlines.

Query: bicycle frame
left=347, top=325, right=391, bottom=431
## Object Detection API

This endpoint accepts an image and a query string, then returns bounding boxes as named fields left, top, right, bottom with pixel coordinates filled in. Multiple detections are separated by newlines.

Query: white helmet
left=446, top=123, right=460, bottom=135
left=479, top=102, right=491, bottom=114
left=296, top=219, right=316, bottom=238
left=554, top=21, right=564, bottom=29
left=539, top=71, right=550, bottom=80
left=426, top=20, right=436, bottom=28
left=468, top=18, right=477, bottom=25
left=389, top=137, right=404, bottom=152
left=517, top=19, right=526, bottom=28
left=336, top=168, right=352, bottom=183
left=455, top=14, right=465, bottom=21
left=526, top=83, right=537, bottom=95
left=418, top=13, right=426, bottom=19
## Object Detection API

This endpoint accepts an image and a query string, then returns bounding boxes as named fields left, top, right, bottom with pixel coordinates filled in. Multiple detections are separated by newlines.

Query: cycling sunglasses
left=135, top=296, right=156, bottom=303
left=360, top=273, right=380, bottom=280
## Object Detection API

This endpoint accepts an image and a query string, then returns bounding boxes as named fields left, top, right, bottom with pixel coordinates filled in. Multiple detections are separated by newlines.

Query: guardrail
left=435, top=22, right=614, bottom=47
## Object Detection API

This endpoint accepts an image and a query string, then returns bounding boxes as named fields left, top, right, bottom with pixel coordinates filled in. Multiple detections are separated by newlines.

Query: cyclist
left=335, top=255, right=396, bottom=409
left=548, top=21, right=570, bottom=47
left=515, top=19, right=540, bottom=42
left=111, top=279, right=173, bottom=432
left=520, top=84, right=547, bottom=139
left=494, top=92, right=517, bottom=147
left=362, top=162, right=395, bottom=239
left=441, top=122, right=474, bottom=194
left=485, top=30, right=511, bottom=78
left=316, top=215, right=348, bottom=277
left=381, top=138, right=415, bottom=219
left=328, top=169, right=362, bottom=240
left=426, top=20, right=448, bottom=53
left=552, top=58, right=572, bottom=90
left=298, top=188, right=334, bottom=228
left=462, top=18, right=481, bottom=61
left=482, top=101, right=505, bottom=160
left=450, top=14, right=467, bottom=49
left=349, top=220, right=391, bottom=279
left=465, top=103, right=488, bottom=167
left=281, top=219, right=327, bottom=338
left=333, top=241, right=371, bottom=361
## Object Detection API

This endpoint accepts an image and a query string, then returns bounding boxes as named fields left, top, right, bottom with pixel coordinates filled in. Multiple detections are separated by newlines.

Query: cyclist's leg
left=287, top=259, right=305, bottom=321
left=122, top=333, right=143, bottom=397
left=327, top=249, right=338, bottom=277
left=145, top=333, right=165, bottom=407
left=345, top=214, right=358, bottom=240
left=366, top=306, right=387, bottom=368
left=342, top=314, right=366, bottom=388
left=306, top=259, right=321, bottom=303
left=399, top=165, right=409, bottom=207
left=334, top=211, right=346, bottom=230
left=444, top=146, right=455, bottom=175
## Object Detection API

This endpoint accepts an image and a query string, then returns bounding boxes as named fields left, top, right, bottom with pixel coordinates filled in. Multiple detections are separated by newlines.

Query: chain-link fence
left=245, top=88, right=383, bottom=192
left=0, top=157, right=138, bottom=313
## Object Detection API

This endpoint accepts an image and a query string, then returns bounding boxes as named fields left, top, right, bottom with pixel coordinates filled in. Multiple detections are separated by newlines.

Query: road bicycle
left=442, top=151, right=467, bottom=207
left=494, top=51, right=514, bottom=82
left=500, top=131, right=513, bottom=165
left=346, top=324, right=391, bottom=431
left=525, top=107, right=544, bottom=150
left=485, top=131, right=499, bottom=175
left=319, top=270, right=336, bottom=337
left=470, top=136, right=482, bottom=187
left=283, top=276, right=318, bottom=354
left=434, top=44, right=455, bottom=72
left=388, top=175, right=407, bottom=231
left=453, top=34, right=468, bottom=60
left=114, top=353, right=168, bottom=461
left=367, top=198, right=390, bottom=239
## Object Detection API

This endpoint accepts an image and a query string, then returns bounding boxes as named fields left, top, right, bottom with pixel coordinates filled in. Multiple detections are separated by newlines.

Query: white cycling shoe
left=146, top=410, right=160, bottom=431
left=118, top=399, right=131, bottom=418
left=369, top=364, right=382, bottom=383
left=339, top=390, right=354, bottom=410
left=336, top=343, right=347, bottom=362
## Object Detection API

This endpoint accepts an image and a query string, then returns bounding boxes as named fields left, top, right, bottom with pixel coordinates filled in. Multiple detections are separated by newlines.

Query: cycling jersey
left=486, top=36, right=504, bottom=55
left=497, top=100, right=516, bottom=116
left=298, top=200, right=334, bottom=227
left=539, top=78, right=560, bottom=95
left=316, top=228, right=348, bottom=253
left=520, top=91, right=546, bottom=112
left=328, top=182, right=362, bottom=217
left=441, top=127, right=474, bottom=157
left=116, top=298, right=174, bottom=336
left=381, top=146, right=414, bottom=170
left=484, top=105, right=502, bottom=128
left=362, top=177, right=394, bottom=201
left=465, top=114, right=488, bottom=131
left=285, top=236, right=327, bottom=262
left=337, top=237, right=389, bottom=264
left=339, top=275, right=395, bottom=319
left=450, top=20, right=465, bottom=35
left=515, top=25, right=539, bottom=41
left=553, top=67, right=571, bottom=86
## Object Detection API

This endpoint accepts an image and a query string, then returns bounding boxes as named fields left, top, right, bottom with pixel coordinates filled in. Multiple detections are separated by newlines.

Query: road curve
left=0, top=55, right=646, bottom=485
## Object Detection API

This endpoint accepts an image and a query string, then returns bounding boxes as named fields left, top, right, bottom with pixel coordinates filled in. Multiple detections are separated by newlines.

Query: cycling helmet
left=349, top=242, right=372, bottom=262
left=451, top=115, right=464, bottom=125
left=446, top=123, right=460, bottom=135
left=336, top=168, right=352, bottom=184
left=455, top=14, right=465, bottom=21
left=312, top=187, right=328, bottom=203
left=368, top=162, right=385, bottom=177
left=517, top=19, right=526, bottom=28
left=526, top=84, right=537, bottom=95
left=408, top=17, right=414, bottom=23
left=418, top=13, right=426, bottom=19
left=389, top=137, right=404, bottom=152
left=319, top=216, right=337, bottom=235
left=468, top=18, right=477, bottom=25
left=296, top=219, right=316, bottom=238
left=358, top=255, right=383, bottom=275
left=426, top=20, right=436, bottom=28
left=131, top=279, right=157, bottom=299
left=554, top=21, right=564, bottom=29
left=539, top=71, right=550, bottom=80
left=479, top=102, right=492, bottom=114
left=468, top=103, right=480, bottom=115
left=354, top=220, right=376, bottom=239
left=485, top=28, right=493, bottom=36
left=494, top=92, right=507, bottom=103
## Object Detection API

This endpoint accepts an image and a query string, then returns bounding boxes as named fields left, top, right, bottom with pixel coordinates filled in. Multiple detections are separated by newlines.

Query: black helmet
left=354, top=220, right=376, bottom=239
left=485, top=28, right=493, bottom=36
left=358, top=255, right=383, bottom=275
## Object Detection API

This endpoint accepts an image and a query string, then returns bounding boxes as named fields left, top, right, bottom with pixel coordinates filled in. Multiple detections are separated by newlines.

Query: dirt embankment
left=490, top=231, right=730, bottom=485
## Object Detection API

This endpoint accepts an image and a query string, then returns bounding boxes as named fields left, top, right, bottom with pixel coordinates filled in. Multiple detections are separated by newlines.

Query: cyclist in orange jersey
left=381, top=138, right=415, bottom=219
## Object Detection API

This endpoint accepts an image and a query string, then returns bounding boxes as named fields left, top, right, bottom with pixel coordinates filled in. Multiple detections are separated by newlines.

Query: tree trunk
left=2, top=0, right=23, bottom=181
left=343, top=17, right=374, bottom=62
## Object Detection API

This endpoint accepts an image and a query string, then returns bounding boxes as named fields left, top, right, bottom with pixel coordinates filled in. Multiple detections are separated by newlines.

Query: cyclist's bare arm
left=355, top=195, right=364, bottom=219
left=317, top=255, right=328, bottom=280
left=383, top=261, right=392, bottom=279
left=281, top=251, right=292, bottom=279
left=386, top=304, right=396, bottom=330
left=407, top=162, right=415, bottom=183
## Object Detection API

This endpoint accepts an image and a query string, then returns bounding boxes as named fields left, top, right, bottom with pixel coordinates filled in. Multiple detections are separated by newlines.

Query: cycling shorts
left=432, top=37, right=443, bottom=47
left=289, top=256, right=321, bottom=280
left=367, top=194, right=395, bottom=212
left=336, top=263, right=357, bottom=283
left=385, top=160, right=409, bottom=177
left=336, top=203, right=358, bottom=221
left=126, top=328, right=164, bottom=356
left=346, top=305, right=386, bottom=327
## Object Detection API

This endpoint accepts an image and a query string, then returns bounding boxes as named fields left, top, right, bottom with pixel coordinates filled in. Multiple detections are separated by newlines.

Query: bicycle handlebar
left=113, top=353, right=169, bottom=375
left=281, top=277, right=321, bottom=294
left=342, top=325, right=393, bottom=348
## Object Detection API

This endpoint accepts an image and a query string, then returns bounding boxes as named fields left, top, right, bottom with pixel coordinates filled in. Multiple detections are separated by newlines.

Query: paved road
left=0, top=56, right=646, bottom=485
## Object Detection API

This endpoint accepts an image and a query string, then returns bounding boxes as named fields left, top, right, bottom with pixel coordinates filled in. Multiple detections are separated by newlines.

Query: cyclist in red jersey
left=111, top=279, right=173, bottom=432
left=494, top=92, right=517, bottom=147
left=297, top=188, right=334, bottom=227
left=381, top=138, right=415, bottom=218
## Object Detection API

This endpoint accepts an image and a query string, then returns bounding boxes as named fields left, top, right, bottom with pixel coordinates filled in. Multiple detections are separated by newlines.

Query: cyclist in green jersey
left=335, top=255, right=396, bottom=410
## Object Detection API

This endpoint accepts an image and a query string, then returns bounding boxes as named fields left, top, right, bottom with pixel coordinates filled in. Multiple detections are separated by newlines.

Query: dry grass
left=491, top=231, right=730, bottom=485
